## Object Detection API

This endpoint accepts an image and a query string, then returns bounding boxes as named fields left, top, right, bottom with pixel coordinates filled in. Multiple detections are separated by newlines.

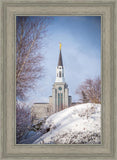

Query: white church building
left=31, top=44, right=73, bottom=123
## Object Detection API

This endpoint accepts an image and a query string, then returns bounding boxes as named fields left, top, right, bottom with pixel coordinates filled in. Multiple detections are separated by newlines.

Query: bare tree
left=16, top=16, right=52, bottom=99
left=76, top=77, right=101, bottom=103
left=16, top=100, right=31, bottom=143
left=81, top=91, right=89, bottom=103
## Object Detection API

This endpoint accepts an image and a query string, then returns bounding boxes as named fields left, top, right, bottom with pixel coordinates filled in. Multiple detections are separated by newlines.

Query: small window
left=47, top=108, right=49, bottom=112
left=59, top=71, right=61, bottom=77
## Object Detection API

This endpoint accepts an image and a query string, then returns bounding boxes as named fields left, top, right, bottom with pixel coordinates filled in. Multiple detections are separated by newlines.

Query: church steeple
left=58, top=49, right=63, bottom=67
left=55, top=43, right=65, bottom=83
left=49, top=43, right=72, bottom=112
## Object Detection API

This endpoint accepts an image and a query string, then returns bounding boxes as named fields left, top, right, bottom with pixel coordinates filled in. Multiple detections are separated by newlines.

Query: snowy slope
left=33, top=103, right=101, bottom=144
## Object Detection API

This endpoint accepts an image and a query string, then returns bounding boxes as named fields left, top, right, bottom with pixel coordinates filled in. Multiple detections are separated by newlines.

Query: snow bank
left=33, top=103, right=101, bottom=144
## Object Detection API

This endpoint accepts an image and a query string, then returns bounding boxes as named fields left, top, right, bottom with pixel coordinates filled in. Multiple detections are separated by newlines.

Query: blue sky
left=30, top=16, right=101, bottom=103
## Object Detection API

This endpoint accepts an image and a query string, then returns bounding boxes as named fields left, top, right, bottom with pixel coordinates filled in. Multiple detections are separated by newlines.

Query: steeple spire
left=56, top=43, right=65, bottom=83
left=58, top=43, right=63, bottom=67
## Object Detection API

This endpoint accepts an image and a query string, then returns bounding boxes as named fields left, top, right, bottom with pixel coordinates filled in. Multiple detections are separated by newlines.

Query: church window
left=58, top=93, right=63, bottom=111
left=61, top=93, right=63, bottom=106
left=59, top=71, right=61, bottom=77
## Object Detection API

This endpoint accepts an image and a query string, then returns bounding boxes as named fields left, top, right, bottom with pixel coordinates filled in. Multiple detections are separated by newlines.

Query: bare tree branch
left=16, top=16, right=52, bottom=99
left=76, top=77, right=101, bottom=103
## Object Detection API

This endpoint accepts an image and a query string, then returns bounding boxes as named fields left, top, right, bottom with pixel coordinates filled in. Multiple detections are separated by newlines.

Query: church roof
left=58, top=50, right=63, bottom=66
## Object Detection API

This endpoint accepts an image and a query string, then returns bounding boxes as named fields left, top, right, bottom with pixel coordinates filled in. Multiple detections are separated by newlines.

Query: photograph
left=16, top=16, right=101, bottom=144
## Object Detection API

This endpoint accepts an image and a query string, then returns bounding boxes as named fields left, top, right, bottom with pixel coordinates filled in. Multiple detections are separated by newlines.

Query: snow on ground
left=33, top=103, right=101, bottom=144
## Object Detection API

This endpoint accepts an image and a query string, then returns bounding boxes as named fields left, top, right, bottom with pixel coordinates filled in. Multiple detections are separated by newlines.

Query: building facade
left=49, top=45, right=72, bottom=112
left=31, top=43, right=72, bottom=123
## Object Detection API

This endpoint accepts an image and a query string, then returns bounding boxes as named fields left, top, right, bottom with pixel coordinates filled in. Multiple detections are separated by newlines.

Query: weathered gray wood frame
left=0, top=0, right=116, bottom=160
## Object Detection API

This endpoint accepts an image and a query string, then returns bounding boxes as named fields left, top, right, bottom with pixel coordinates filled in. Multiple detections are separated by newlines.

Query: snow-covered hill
left=33, top=103, right=101, bottom=144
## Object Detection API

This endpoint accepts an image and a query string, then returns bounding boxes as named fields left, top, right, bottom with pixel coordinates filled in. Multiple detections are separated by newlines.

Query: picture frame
left=0, top=0, right=116, bottom=159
